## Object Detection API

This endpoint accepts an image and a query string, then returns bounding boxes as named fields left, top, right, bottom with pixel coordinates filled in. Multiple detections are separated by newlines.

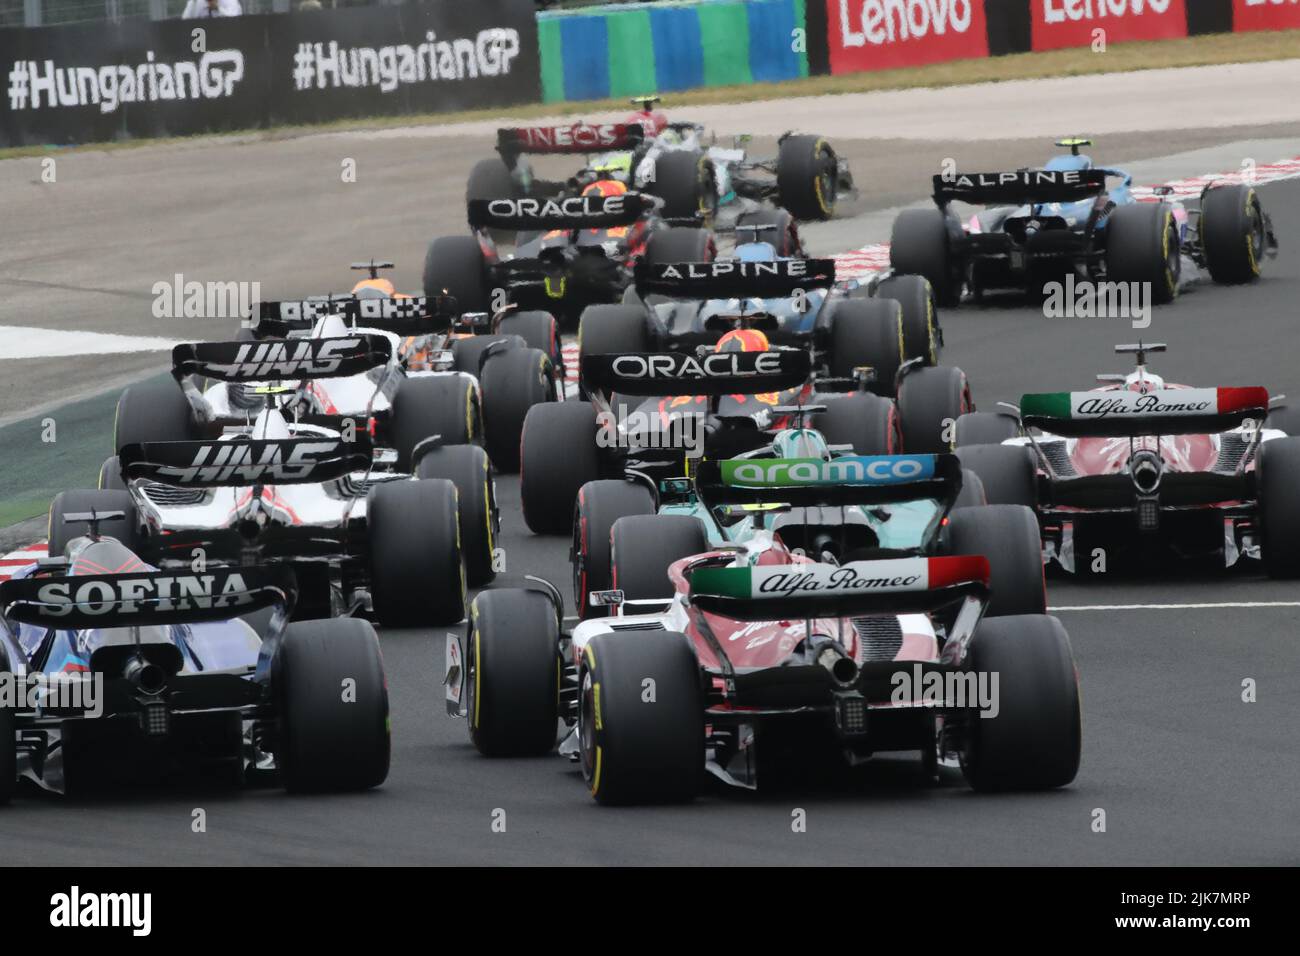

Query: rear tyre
left=1265, top=405, right=1300, bottom=437
left=890, top=208, right=959, bottom=306
left=644, top=151, right=717, bottom=224
left=480, top=346, right=556, bottom=473
left=1257, top=436, right=1300, bottom=577
left=897, top=365, right=971, bottom=453
left=423, top=235, right=490, bottom=313
left=960, top=615, right=1080, bottom=792
left=578, top=304, right=651, bottom=358
left=1106, top=201, right=1179, bottom=304
left=735, top=208, right=798, bottom=255
left=826, top=298, right=903, bottom=397
left=47, top=490, right=138, bottom=558
left=953, top=444, right=1037, bottom=507
left=580, top=631, right=703, bottom=805
left=573, top=479, right=657, bottom=618
left=97, top=456, right=125, bottom=491
left=610, top=514, right=709, bottom=603
left=953, top=469, right=987, bottom=510
left=954, top=411, right=1020, bottom=447
left=275, top=617, right=390, bottom=793
left=520, top=402, right=601, bottom=534
left=776, top=134, right=838, bottom=221
left=945, top=505, right=1045, bottom=617
left=641, top=226, right=714, bottom=266
left=367, top=478, right=465, bottom=627
left=466, top=589, right=560, bottom=756
left=467, top=156, right=521, bottom=246
left=114, top=378, right=198, bottom=453
left=497, top=310, right=560, bottom=370
left=390, top=373, right=481, bottom=472
left=416, top=444, right=497, bottom=587
left=1199, top=184, right=1267, bottom=284
left=874, top=274, right=939, bottom=366
left=812, top=393, right=899, bottom=455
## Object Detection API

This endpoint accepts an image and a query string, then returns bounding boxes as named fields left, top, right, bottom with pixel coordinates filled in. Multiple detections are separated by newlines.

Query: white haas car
left=445, top=454, right=1080, bottom=804
left=64, top=375, right=471, bottom=627
left=108, top=313, right=506, bottom=587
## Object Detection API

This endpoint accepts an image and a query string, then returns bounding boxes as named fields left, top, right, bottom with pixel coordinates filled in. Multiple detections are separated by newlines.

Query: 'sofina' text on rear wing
left=931, top=169, right=1108, bottom=208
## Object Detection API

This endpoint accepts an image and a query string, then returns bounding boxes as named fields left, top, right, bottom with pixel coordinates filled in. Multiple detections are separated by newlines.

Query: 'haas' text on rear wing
left=119, top=437, right=373, bottom=487
left=173, top=335, right=391, bottom=383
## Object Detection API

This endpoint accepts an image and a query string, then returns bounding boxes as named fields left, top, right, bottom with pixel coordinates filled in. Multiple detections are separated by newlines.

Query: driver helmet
left=716, top=328, right=770, bottom=353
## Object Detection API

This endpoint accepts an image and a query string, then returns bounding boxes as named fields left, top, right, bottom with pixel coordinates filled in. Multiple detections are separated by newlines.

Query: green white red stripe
left=1020, top=387, right=1268, bottom=422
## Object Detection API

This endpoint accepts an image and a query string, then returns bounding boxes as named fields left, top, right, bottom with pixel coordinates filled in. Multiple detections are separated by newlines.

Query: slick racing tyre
left=954, top=411, right=1021, bottom=448
left=1199, top=183, right=1267, bottom=285
left=776, top=135, right=838, bottom=221
left=944, top=504, right=1046, bottom=618
left=890, top=208, right=960, bottom=307
left=644, top=150, right=717, bottom=224
left=735, top=208, right=798, bottom=256
left=896, top=365, right=972, bottom=453
left=97, top=455, right=126, bottom=491
left=1256, top=436, right=1300, bottom=578
left=1106, top=201, right=1180, bottom=305
left=367, top=478, right=465, bottom=627
left=1264, top=405, right=1300, bottom=437
left=826, top=298, right=904, bottom=397
left=47, top=489, right=139, bottom=558
left=0, top=653, right=13, bottom=804
left=874, top=273, right=940, bottom=366
left=114, top=378, right=199, bottom=453
left=609, top=514, right=709, bottom=603
left=953, top=443, right=1037, bottom=507
left=812, top=393, right=899, bottom=456
left=390, top=373, right=482, bottom=472
left=642, top=225, right=715, bottom=267
left=480, top=346, right=556, bottom=473
left=466, top=588, right=560, bottom=757
left=423, top=235, right=491, bottom=313
left=953, top=469, right=988, bottom=510
left=497, top=310, right=561, bottom=371
left=467, top=156, right=522, bottom=246
left=451, top=334, right=518, bottom=377
left=573, top=480, right=657, bottom=619
left=416, top=444, right=498, bottom=587
left=960, top=614, right=1081, bottom=792
left=275, top=617, right=390, bottom=792
left=580, top=630, right=703, bottom=805
left=520, top=401, right=601, bottom=535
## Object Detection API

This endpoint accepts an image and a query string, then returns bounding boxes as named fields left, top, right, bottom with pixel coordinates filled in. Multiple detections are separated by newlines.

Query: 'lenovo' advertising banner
left=827, top=0, right=989, bottom=74
left=0, top=0, right=539, bottom=148
left=1030, top=0, right=1188, bottom=51
left=1233, top=0, right=1300, bottom=32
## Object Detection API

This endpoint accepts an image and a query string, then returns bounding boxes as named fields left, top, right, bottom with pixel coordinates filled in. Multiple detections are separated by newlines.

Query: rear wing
left=467, top=192, right=656, bottom=232
left=119, top=437, right=372, bottom=488
left=581, top=349, right=811, bottom=398
left=0, top=565, right=295, bottom=630
left=687, top=555, right=990, bottom=621
left=1020, top=387, right=1269, bottom=437
left=172, top=335, right=391, bottom=383
left=249, top=296, right=458, bottom=337
left=633, top=259, right=836, bottom=300
left=496, top=122, right=644, bottom=158
left=696, top=453, right=963, bottom=509
left=932, top=169, right=1107, bottom=207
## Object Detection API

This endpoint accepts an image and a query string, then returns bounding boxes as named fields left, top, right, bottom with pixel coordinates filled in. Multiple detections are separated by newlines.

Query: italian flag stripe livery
left=689, top=556, right=990, bottom=601
left=1020, top=387, right=1269, bottom=420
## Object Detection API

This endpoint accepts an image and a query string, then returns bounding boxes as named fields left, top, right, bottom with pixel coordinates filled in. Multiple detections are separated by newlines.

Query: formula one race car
left=445, top=453, right=1079, bottom=803
left=609, top=239, right=944, bottom=397
left=0, top=520, right=388, bottom=799
left=519, top=330, right=973, bottom=534
left=953, top=343, right=1300, bottom=576
left=69, top=374, right=473, bottom=624
left=891, top=139, right=1278, bottom=305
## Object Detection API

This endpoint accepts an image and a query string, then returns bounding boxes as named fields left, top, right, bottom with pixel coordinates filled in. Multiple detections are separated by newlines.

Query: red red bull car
left=953, top=342, right=1300, bottom=575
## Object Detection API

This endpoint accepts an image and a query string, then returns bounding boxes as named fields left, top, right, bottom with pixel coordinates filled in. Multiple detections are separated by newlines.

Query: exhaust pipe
left=123, top=657, right=167, bottom=696
left=814, top=643, right=859, bottom=688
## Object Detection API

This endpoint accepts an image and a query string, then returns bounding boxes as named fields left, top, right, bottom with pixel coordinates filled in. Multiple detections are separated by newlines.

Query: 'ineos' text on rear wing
left=172, top=335, right=391, bottom=383
left=634, top=259, right=836, bottom=300
left=0, top=565, right=296, bottom=630
left=581, top=349, right=811, bottom=397
left=468, top=193, right=656, bottom=232
left=1020, top=387, right=1270, bottom=438
left=932, top=169, right=1107, bottom=207
left=496, top=123, right=644, bottom=158
left=687, top=555, right=990, bottom=621
left=119, top=437, right=373, bottom=487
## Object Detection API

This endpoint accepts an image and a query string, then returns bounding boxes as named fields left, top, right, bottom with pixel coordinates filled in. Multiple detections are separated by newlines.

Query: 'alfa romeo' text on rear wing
left=1020, top=387, right=1270, bottom=437
left=119, top=438, right=372, bottom=487
left=580, top=349, right=811, bottom=397
left=633, top=259, right=836, bottom=300
left=932, top=169, right=1107, bottom=207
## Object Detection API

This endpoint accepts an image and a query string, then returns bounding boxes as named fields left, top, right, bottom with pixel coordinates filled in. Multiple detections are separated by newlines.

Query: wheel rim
left=579, top=668, right=597, bottom=785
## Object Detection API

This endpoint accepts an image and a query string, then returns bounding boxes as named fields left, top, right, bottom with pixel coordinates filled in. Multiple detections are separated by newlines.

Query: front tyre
left=1199, top=183, right=1267, bottom=284
left=776, top=135, right=838, bottom=221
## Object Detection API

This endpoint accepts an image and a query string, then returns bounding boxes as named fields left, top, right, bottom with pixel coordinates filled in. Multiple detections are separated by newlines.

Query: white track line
left=1050, top=601, right=1300, bottom=611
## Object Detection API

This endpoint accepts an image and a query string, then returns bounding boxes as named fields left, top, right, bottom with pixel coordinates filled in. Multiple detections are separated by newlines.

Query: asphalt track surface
left=1, top=86, right=1299, bottom=863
